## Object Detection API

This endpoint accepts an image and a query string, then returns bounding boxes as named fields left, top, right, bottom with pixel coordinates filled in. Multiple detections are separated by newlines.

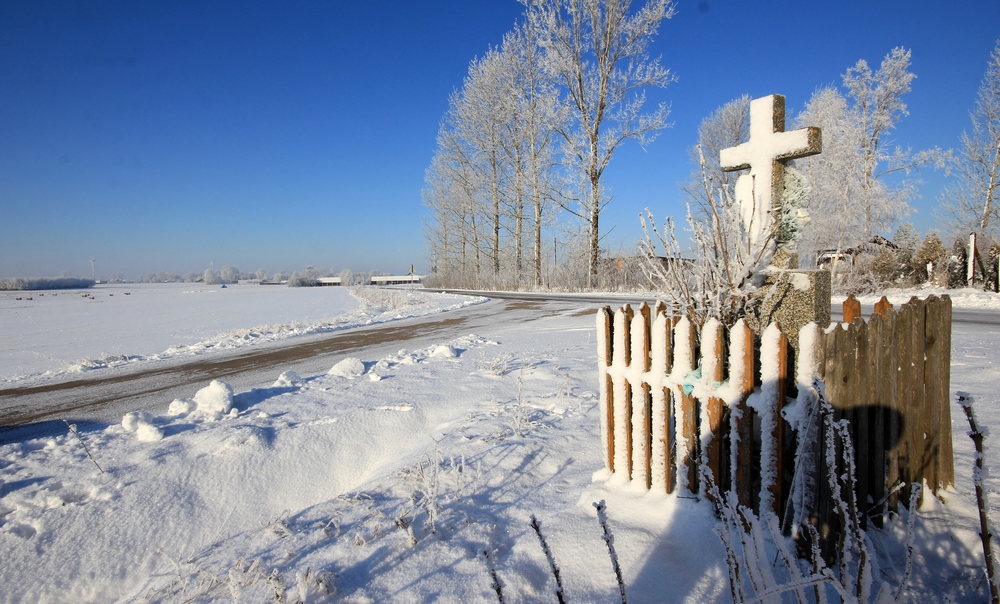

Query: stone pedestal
left=746, top=268, right=831, bottom=343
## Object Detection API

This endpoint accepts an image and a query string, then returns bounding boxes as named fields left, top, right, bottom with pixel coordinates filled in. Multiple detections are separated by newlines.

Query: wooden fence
left=596, top=295, right=953, bottom=526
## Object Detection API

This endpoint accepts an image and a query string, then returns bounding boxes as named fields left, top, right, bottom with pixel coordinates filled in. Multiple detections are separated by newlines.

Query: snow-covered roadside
left=0, top=284, right=485, bottom=386
left=850, top=286, right=1000, bottom=310
left=2, top=291, right=1000, bottom=602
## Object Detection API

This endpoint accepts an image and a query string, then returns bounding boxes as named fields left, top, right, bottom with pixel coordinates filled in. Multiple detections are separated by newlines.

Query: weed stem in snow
left=63, top=420, right=104, bottom=473
left=482, top=547, right=504, bottom=603
left=530, top=514, right=567, bottom=603
left=594, top=500, right=627, bottom=604
left=958, top=392, right=1000, bottom=604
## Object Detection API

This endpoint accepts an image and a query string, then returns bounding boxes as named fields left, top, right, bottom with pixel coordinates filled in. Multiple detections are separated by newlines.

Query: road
left=0, top=296, right=599, bottom=441
left=2, top=290, right=997, bottom=442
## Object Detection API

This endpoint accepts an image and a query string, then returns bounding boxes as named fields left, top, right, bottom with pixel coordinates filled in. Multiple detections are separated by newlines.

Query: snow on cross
left=720, top=94, right=821, bottom=259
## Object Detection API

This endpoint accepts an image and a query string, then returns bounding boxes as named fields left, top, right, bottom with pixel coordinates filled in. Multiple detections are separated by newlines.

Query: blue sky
left=1, top=1, right=998, bottom=279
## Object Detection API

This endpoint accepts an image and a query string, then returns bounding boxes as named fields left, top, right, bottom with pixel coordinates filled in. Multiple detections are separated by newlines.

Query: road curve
left=0, top=296, right=595, bottom=436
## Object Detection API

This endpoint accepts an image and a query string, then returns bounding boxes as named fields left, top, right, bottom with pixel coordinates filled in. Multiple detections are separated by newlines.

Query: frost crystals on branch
left=640, top=144, right=772, bottom=328
left=958, top=392, right=1000, bottom=604
left=525, top=0, right=677, bottom=287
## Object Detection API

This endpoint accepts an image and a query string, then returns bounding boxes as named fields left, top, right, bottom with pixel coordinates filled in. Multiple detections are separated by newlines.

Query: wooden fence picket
left=733, top=320, right=756, bottom=509
left=703, top=320, right=725, bottom=499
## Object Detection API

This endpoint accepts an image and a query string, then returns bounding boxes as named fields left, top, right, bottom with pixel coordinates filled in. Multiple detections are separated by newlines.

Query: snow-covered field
left=1, top=287, right=999, bottom=602
left=0, top=283, right=484, bottom=385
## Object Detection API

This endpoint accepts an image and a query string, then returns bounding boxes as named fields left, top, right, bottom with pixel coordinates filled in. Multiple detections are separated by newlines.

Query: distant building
left=815, top=235, right=898, bottom=270
left=370, top=275, right=422, bottom=286
left=316, top=277, right=343, bottom=286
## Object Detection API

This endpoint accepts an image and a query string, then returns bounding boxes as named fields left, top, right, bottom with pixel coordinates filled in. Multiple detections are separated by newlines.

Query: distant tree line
left=0, top=277, right=96, bottom=291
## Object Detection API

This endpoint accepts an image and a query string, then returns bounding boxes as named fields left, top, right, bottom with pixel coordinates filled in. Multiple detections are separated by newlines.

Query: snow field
left=3, top=306, right=724, bottom=602
left=0, top=283, right=485, bottom=385
left=2, top=290, right=1000, bottom=601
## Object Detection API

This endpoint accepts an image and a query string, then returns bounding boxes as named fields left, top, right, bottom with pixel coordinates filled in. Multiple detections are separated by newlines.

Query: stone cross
left=720, top=94, right=821, bottom=267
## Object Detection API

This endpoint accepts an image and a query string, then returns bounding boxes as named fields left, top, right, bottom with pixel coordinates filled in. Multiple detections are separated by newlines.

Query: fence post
left=612, top=305, right=634, bottom=478
left=867, top=311, right=888, bottom=527
left=733, top=320, right=756, bottom=509
left=598, top=307, right=614, bottom=472
left=650, top=309, right=674, bottom=493
left=924, top=295, right=954, bottom=490
left=703, top=320, right=725, bottom=497
left=874, top=296, right=892, bottom=318
left=674, top=316, right=698, bottom=495
left=631, top=303, right=653, bottom=489
left=843, top=294, right=861, bottom=323
left=759, top=323, right=788, bottom=517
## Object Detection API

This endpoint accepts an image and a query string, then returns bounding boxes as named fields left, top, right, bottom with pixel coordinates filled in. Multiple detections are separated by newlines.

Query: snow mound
left=167, top=398, right=196, bottom=416
left=273, top=370, right=303, bottom=387
left=121, top=411, right=153, bottom=432
left=121, top=411, right=163, bottom=441
left=328, top=357, right=365, bottom=378
left=429, top=344, right=457, bottom=359
left=193, top=380, right=235, bottom=417
left=136, top=423, right=164, bottom=442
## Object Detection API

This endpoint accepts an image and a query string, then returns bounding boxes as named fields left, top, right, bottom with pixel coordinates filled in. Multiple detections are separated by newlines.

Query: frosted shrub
left=477, top=351, right=514, bottom=376
left=640, top=145, right=773, bottom=328
left=348, top=285, right=426, bottom=311
left=711, top=377, right=918, bottom=603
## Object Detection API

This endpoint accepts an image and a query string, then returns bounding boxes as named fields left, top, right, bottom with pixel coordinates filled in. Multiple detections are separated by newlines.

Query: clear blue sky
left=1, top=1, right=998, bottom=279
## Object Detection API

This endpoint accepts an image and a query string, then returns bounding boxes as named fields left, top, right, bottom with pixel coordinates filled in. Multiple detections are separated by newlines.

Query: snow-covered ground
left=0, top=287, right=998, bottom=602
left=0, top=283, right=484, bottom=385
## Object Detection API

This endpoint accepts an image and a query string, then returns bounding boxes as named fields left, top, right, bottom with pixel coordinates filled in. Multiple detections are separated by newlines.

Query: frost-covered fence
left=596, top=295, right=953, bottom=523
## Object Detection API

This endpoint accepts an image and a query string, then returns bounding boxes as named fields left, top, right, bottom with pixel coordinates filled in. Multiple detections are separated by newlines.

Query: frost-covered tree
left=220, top=265, right=239, bottom=284
left=202, top=268, right=218, bottom=285
left=492, top=22, right=563, bottom=286
left=338, top=268, right=354, bottom=286
left=255, top=268, right=268, bottom=282
left=795, top=48, right=948, bottom=277
left=940, top=40, right=1000, bottom=243
left=681, top=95, right=750, bottom=218
left=424, top=19, right=563, bottom=289
left=911, top=232, right=949, bottom=285
left=525, top=0, right=676, bottom=286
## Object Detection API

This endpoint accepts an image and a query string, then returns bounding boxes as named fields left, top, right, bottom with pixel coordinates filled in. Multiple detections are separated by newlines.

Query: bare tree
left=940, top=40, right=1000, bottom=243
left=525, top=0, right=676, bottom=287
